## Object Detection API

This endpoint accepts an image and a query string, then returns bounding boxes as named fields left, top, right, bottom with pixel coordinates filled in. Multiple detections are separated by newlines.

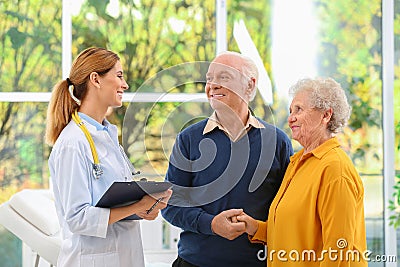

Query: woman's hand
left=211, top=209, right=246, bottom=240
left=236, top=212, right=259, bottom=236
left=108, top=189, right=172, bottom=224
left=135, top=189, right=173, bottom=220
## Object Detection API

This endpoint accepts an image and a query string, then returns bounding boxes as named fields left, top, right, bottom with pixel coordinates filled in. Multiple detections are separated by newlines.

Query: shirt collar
left=203, top=111, right=265, bottom=135
left=78, top=112, right=109, bottom=131
left=290, top=137, right=341, bottom=162
left=311, top=136, right=340, bottom=159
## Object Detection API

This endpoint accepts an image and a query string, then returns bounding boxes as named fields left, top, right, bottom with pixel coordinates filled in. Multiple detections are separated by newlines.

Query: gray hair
left=217, top=51, right=259, bottom=101
left=289, top=77, right=351, bottom=133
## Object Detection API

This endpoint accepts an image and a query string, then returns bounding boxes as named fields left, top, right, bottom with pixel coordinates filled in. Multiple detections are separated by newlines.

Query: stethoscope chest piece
left=92, top=163, right=103, bottom=179
left=72, top=110, right=135, bottom=181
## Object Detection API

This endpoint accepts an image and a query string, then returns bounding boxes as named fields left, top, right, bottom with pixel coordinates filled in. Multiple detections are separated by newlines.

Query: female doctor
left=46, top=47, right=172, bottom=267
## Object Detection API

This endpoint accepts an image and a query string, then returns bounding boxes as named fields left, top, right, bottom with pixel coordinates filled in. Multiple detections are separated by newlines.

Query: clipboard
left=95, top=181, right=172, bottom=220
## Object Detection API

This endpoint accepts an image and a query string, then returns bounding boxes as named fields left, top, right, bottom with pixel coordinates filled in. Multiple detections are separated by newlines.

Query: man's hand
left=211, top=209, right=246, bottom=240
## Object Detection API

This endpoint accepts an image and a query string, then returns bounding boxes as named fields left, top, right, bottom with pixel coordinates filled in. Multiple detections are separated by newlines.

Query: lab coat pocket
left=81, top=251, right=120, bottom=267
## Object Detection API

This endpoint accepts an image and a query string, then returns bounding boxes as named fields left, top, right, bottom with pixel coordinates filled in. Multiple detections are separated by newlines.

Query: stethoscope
left=71, top=110, right=140, bottom=180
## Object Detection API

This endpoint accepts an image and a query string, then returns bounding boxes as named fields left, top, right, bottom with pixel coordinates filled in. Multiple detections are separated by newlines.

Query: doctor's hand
left=135, top=189, right=172, bottom=221
left=108, top=189, right=172, bottom=224
left=211, top=209, right=246, bottom=240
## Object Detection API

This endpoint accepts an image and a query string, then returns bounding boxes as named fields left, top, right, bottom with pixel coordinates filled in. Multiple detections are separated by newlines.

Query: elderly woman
left=237, top=77, right=367, bottom=266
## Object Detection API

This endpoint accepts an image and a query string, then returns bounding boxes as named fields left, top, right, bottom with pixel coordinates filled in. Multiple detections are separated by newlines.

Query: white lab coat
left=49, top=114, right=145, bottom=267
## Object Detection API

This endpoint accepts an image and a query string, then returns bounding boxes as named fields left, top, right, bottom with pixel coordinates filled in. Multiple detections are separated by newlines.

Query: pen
left=146, top=197, right=164, bottom=214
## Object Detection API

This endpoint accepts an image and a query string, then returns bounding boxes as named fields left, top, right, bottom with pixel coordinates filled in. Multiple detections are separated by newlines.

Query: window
left=0, top=1, right=397, bottom=266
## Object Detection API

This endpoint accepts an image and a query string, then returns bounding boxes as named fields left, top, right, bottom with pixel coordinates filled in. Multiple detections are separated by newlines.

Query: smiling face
left=288, top=90, right=329, bottom=149
left=205, top=55, right=250, bottom=114
left=98, top=60, right=128, bottom=108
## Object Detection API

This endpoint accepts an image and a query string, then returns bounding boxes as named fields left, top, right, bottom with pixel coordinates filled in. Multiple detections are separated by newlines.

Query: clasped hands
left=211, top=209, right=258, bottom=240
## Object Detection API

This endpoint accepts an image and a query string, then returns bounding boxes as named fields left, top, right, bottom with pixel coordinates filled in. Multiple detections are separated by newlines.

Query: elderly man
left=161, top=51, right=293, bottom=267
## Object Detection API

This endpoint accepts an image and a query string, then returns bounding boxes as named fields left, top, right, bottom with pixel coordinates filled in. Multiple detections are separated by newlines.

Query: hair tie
left=66, top=78, right=81, bottom=106
left=66, top=78, right=73, bottom=86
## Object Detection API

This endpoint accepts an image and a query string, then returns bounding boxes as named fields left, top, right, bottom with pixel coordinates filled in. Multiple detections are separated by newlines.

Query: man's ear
left=245, top=77, right=256, bottom=98
left=89, top=72, right=101, bottom=88
left=248, top=77, right=256, bottom=90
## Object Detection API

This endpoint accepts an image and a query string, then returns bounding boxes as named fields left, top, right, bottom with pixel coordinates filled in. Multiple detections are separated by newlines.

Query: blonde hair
left=45, top=47, right=120, bottom=145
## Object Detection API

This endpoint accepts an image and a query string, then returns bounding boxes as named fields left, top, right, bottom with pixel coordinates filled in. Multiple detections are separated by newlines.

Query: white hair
left=289, top=77, right=351, bottom=133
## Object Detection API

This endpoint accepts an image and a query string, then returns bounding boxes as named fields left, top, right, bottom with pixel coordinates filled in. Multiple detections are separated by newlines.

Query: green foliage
left=73, top=0, right=216, bottom=90
left=388, top=172, right=400, bottom=228
left=7, top=27, right=28, bottom=50
left=0, top=1, right=59, bottom=206
left=0, top=1, right=61, bottom=93
left=0, top=0, right=61, bottom=198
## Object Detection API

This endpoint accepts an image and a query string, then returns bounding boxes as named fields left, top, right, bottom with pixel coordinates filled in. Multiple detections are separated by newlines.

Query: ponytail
left=45, top=79, right=79, bottom=146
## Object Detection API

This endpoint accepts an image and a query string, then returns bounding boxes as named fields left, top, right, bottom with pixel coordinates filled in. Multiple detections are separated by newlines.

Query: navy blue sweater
left=161, top=118, right=293, bottom=267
